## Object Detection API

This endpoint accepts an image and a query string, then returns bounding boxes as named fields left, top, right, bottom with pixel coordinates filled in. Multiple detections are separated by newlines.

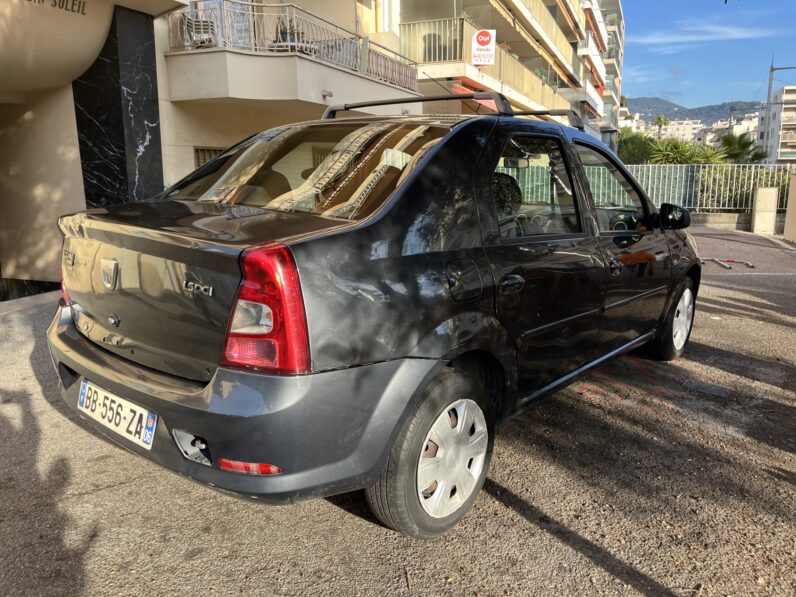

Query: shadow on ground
left=0, top=386, right=98, bottom=596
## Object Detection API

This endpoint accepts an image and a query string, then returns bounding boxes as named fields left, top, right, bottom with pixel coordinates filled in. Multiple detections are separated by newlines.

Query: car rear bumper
left=47, top=303, right=440, bottom=503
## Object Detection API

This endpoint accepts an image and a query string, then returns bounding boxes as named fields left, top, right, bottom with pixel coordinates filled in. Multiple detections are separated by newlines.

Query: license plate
left=78, top=379, right=158, bottom=450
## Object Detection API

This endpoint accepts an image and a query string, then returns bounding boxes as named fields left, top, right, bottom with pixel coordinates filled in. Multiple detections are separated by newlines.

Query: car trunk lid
left=60, top=200, right=341, bottom=382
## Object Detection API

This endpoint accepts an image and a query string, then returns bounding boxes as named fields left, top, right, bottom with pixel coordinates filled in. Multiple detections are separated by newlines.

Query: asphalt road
left=1, top=229, right=794, bottom=596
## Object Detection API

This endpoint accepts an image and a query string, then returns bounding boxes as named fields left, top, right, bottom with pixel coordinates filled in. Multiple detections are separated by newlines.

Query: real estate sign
left=471, top=29, right=496, bottom=65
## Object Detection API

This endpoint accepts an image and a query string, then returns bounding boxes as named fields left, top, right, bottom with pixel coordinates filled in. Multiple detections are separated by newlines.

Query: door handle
left=499, top=274, right=525, bottom=294
left=608, top=257, right=624, bottom=275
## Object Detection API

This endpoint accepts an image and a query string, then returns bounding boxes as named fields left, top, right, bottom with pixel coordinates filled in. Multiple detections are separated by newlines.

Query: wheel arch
left=686, top=263, right=701, bottom=295
left=446, top=347, right=513, bottom=420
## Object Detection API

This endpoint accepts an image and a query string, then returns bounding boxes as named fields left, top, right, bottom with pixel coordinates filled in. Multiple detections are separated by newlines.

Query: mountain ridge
left=627, top=97, right=761, bottom=125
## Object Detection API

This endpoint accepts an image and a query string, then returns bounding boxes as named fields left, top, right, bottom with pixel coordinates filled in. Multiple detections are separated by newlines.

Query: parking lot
left=1, top=229, right=794, bottom=596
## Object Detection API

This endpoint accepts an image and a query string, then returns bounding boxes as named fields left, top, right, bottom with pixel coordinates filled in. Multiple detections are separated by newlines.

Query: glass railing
left=400, top=18, right=571, bottom=111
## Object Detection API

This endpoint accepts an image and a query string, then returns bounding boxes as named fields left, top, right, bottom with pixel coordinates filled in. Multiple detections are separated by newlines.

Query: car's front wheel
left=365, top=368, right=494, bottom=539
left=651, top=278, right=696, bottom=360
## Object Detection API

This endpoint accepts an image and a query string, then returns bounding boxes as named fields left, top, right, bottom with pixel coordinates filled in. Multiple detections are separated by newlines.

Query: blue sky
left=622, top=0, right=796, bottom=107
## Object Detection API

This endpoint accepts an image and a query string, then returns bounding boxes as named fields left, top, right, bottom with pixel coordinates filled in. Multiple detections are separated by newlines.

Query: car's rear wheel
left=365, top=368, right=494, bottom=539
left=651, top=278, right=695, bottom=361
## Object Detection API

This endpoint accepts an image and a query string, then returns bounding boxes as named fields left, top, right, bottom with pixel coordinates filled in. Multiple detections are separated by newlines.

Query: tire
left=365, top=368, right=494, bottom=539
left=650, top=278, right=696, bottom=361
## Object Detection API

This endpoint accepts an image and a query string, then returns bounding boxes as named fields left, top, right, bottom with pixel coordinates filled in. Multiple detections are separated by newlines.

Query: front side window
left=162, top=122, right=448, bottom=221
left=491, top=136, right=580, bottom=238
left=574, top=144, right=648, bottom=233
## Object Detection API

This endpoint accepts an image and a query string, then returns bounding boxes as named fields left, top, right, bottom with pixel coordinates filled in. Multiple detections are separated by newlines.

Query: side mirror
left=659, top=203, right=691, bottom=230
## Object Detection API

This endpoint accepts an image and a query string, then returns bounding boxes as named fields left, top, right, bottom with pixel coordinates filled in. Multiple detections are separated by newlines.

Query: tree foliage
left=648, top=138, right=728, bottom=164
left=651, top=115, right=670, bottom=139
left=718, top=133, right=768, bottom=163
left=617, top=128, right=653, bottom=164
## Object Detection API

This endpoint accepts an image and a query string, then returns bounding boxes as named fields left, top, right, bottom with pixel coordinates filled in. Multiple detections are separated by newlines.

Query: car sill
left=513, top=330, right=656, bottom=412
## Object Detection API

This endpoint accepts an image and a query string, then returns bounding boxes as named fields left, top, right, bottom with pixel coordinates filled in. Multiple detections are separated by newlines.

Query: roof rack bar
left=321, top=93, right=514, bottom=119
left=513, top=109, right=585, bottom=131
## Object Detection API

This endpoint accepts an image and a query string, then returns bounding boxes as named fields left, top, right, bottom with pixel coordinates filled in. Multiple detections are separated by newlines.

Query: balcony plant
left=277, top=16, right=304, bottom=44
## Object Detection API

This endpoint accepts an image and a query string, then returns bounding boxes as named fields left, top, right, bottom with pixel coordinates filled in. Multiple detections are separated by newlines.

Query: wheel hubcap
left=672, top=288, right=694, bottom=351
left=417, top=399, right=488, bottom=518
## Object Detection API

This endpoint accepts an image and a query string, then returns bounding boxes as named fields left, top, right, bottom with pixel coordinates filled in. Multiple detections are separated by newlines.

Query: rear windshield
left=161, top=122, right=449, bottom=221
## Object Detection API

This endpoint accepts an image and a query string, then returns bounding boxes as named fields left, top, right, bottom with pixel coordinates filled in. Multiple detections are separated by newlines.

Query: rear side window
left=162, top=122, right=448, bottom=221
left=490, top=136, right=580, bottom=238
left=574, top=144, right=649, bottom=233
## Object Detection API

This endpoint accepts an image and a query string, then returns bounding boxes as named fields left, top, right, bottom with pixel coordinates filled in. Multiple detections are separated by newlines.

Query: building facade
left=398, top=0, right=623, bottom=146
left=659, top=119, right=704, bottom=143
left=759, top=86, right=796, bottom=164
left=1, top=0, right=624, bottom=297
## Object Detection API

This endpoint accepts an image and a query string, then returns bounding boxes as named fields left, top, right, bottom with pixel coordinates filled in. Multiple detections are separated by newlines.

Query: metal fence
left=626, top=164, right=793, bottom=212
left=167, top=1, right=418, bottom=92
left=497, top=164, right=793, bottom=213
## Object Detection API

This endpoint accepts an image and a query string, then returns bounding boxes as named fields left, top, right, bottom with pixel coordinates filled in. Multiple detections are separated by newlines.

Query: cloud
left=628, top=21, right=778, bottom=45
left=648, top=44, right=703, bottom=55
left=622, top=64, right=662, bottom=86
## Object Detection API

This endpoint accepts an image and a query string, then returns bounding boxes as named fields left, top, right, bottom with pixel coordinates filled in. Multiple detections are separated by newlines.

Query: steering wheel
left=609, top=212, right=639, bottom=232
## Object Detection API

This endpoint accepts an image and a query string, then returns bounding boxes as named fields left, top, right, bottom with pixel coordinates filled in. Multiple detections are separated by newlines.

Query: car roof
left=261, top=113, right=614, bottom=154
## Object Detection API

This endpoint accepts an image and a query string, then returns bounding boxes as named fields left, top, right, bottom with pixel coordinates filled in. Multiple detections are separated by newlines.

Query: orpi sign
left=471, top=29, right=496, bottom=65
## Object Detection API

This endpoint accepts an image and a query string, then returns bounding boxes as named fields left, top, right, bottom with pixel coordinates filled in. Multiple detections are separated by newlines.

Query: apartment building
left=0, top=0, right=188, bottom=297
left=399, top=0, right=624, bottom=146
left=618, top=106, right=647, bottom=134
left=601, top=0, right=624, bottom=141
left=0, top=0, right=624, bottom=297
left=697, top=113, right=759, bottom=147
left=659, top=119, right=704, bottom=143
left=759, top=86, right=796, bottom=164
left=0, top=0, right=422, bottom=294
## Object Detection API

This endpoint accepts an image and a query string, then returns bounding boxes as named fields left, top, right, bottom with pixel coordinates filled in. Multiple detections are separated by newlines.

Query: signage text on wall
left=26, top=0, right=88, bottom=17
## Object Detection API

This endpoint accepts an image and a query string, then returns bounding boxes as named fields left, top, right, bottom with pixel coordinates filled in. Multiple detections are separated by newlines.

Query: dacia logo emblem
left=101, top=258, right=119, bottom=291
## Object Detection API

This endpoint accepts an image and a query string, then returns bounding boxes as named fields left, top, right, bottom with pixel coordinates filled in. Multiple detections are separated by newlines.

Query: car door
left=475, top=123, right=606, bottom=398
left=572, top=142, right=672, bottom=353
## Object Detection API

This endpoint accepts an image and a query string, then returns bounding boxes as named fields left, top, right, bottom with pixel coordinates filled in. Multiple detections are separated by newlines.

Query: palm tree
left=649, top=139, right=728, bottom=164
left=718, top=133, right=768, bottom=163
left=694, top=145, right=728, bottom=164
left=652, top=115, right=670, bottom=139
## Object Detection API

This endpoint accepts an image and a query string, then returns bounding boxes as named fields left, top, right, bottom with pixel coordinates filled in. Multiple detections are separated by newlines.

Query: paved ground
left=1, top=229, right=794, bottom=597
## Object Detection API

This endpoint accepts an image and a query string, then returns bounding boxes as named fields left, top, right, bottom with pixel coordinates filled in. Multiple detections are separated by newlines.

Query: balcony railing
left=604, top=75, right=620, bottom=99
left=605, top=43, right=623, bottom=67
left=167, top=1, right=418, bottom=92
left=400, top=18, right=570, bottom=112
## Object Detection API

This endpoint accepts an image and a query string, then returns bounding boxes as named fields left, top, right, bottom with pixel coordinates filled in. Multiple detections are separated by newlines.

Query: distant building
left=618, top=106, right=647, bottom=134
left=696, top=113, right=759, bottom=147
left=759, top=86, right=796, bottom=164
left=660, top=119, right=704, bottom=142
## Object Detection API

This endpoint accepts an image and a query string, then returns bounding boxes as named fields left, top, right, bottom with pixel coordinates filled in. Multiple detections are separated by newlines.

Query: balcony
left=561, top=77, right=604, bottom=116
left=581, top=0, right=608, bottom=49
left=603, top=75, right=620, bottom=101
left=164, top=1, right=418, bottom=105
left=489, top=0, right=579, bottom=79
left=400, top=18, right=571, bottom=113
left=578, top=32, right=606, bottom=85
left=604, top=42, right=622, bottom=75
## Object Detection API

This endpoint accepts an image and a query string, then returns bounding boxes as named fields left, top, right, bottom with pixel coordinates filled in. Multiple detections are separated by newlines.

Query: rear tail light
left=219, top=458, right=283, bottom=475
left=222, top=242, right=310, bottom=374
